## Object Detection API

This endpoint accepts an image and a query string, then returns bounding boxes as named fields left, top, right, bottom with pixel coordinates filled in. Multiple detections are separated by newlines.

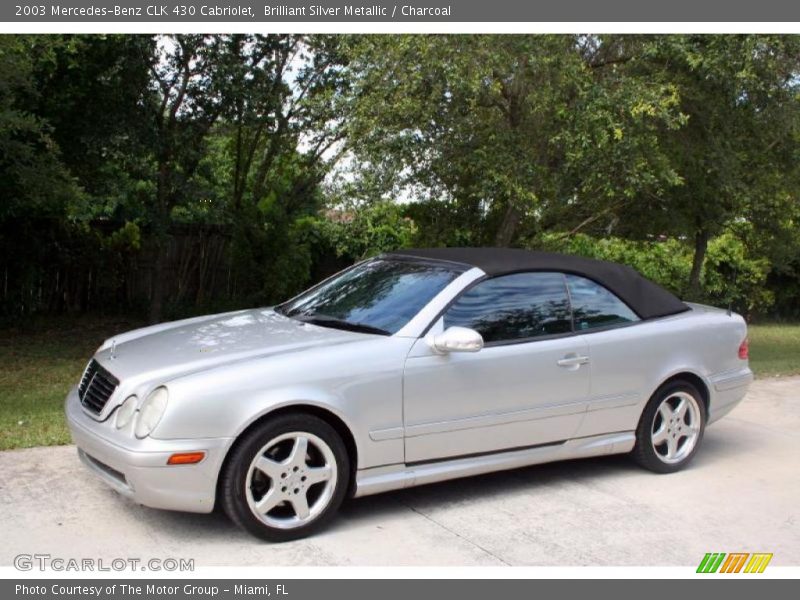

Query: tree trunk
left=687, top=228, right=710, bottom=300
left=149, top=239, right=166, bottom=324
left=495, top=203, right=521, bottom=247
left=149, top=158, right=171, bottom=324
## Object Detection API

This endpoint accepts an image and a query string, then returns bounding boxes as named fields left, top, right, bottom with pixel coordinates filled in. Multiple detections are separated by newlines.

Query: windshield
left=278, top=258, right=465, bottom=335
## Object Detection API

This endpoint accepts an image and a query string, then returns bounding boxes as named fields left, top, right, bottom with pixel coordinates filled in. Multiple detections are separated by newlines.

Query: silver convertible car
left=66, top=248, right=752, bottom=541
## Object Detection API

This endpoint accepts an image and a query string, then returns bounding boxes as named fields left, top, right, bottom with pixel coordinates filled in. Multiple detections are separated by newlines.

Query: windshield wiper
left=293, top=313, right=390, bottom=336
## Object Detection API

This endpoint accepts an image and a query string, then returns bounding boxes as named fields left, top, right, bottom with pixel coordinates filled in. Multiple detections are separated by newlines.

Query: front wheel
left=220, top=413, right=350, bottom=542
left=631, top=381, right=706, bottom=473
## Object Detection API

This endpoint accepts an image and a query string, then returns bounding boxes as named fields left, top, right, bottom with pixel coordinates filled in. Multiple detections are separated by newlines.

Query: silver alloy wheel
left=245, top=431, right=338, bottom=530
left=651, top=391, right=702, bottom=464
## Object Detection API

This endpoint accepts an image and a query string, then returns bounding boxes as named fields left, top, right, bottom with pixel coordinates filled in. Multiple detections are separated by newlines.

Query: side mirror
left=431, top=326, right=484, bottom=354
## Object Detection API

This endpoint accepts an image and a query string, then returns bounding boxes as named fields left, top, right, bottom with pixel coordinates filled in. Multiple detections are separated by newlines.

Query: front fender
left=149, top=337, right=413, bottom=470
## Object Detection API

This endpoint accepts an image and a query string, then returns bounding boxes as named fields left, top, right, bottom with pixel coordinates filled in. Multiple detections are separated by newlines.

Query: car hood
left=94, top=308, right=370, bottom=386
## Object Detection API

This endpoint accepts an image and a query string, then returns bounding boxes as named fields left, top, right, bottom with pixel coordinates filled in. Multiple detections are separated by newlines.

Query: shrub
left=306, top=202, right=418, bottom=262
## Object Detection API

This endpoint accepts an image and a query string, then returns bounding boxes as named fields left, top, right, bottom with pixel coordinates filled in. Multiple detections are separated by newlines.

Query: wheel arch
left=652, top=371, right=711, bottom=415
left=215, top=403, right=360, bottom=508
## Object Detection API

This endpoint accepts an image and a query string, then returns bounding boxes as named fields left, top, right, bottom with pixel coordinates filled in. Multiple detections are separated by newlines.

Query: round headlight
left=135, top=387, right=168, bottom=439
left=115, top=396, right=138, bottom=430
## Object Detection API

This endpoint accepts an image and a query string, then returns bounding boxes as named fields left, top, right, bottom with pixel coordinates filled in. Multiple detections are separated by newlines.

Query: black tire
left=219, top=413, right=350, bottom=542
left=631, top=380, right=707, bottom=474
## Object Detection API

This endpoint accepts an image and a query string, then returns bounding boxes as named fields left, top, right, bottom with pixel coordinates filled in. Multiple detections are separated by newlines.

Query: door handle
left=557, top=354, right=589, bottom=368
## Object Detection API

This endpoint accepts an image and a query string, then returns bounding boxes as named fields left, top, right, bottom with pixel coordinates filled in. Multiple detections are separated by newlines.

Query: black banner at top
left=3, top=0, right=800, bottom=22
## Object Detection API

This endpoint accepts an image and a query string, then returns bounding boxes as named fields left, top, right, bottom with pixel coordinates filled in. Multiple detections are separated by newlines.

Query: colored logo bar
left=697, top=553, right=773, bottom=573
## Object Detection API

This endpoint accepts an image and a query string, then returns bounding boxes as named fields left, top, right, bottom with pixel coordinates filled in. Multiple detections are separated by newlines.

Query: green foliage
left=704, top=234, right=773, bottom=314
left=339, top=34, right=799, bottom=313
left=0, top=34, right=798, bottom=321
left=342, top=35, right=686, bottom=245
left=0, top=36, right=82, bottom=221
left=33, top=35, right=156, bottom=220
left=306, top=202, right=418, bottom=261
left=1, top=35, right=347, bottom=319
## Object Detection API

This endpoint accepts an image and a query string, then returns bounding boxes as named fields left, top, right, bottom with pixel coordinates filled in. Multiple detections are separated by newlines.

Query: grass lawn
left=747, top=323, right=800, bottom=378
left=0, top=317, right=142, bottom=451
left=0, top=317, right=797, bottom=451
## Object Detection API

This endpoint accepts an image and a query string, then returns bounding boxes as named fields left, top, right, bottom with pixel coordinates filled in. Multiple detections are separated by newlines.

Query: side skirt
left=353, top=431, right=635, bottom=498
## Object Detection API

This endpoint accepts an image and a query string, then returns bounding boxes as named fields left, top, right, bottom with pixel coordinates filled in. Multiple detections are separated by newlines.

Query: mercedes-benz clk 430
left=66, top=248, right=752, bottom=541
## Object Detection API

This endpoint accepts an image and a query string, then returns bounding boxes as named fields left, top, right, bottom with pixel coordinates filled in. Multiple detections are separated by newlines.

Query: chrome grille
left=78, top=359, right=119, bottom=414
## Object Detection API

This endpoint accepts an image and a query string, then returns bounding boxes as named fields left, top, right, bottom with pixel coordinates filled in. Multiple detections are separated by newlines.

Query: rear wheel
left=632, top=381, right=706, bottom=473
left=220, top=413, right=349, bottom=542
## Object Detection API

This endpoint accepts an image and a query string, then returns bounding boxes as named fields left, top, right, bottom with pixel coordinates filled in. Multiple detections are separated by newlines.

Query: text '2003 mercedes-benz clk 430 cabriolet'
left=66, top=247, right=752, bottom=541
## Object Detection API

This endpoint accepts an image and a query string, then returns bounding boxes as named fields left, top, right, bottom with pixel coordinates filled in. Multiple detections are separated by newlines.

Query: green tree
left=0, top=36, right=80, bottom=222
left=202, top=35, right=349, bottom=305
left=621, top=35, right=800, bottom=297
left=342, top=35, right=684, bottom=246
left=0, top=36, right=85, bottom=315
left=32, top=35, right=155, bottom=218
left=145, top=35, right=247, bottom=321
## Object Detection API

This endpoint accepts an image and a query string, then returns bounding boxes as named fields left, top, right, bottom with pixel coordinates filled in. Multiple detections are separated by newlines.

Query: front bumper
left=65, top=386, right=232, bottom=513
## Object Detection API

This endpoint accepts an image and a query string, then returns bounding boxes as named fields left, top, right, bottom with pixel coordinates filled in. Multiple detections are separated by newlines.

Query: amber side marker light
left=167, top=452, right=206, bottom=465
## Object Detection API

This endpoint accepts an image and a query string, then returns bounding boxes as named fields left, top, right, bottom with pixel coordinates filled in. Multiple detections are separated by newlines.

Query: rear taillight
left=738, top=338, right=749, bottom=360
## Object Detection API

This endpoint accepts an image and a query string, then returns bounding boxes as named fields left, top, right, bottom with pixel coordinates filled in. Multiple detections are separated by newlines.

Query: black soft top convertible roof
left=385, top=247, right=689, bottom=320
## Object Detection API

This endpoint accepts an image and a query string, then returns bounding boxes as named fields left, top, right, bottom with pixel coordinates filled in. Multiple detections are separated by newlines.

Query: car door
left=402, top=272, right=591, bottom=464
left=562, top=274, right=649, bottom=438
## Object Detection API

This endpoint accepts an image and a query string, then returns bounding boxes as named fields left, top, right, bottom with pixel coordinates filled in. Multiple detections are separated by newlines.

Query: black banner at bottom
left=2, top=579, right=796, bottom=600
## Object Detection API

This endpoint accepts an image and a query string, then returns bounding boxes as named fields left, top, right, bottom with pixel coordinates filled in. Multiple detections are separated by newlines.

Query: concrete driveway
left=1, top=377, right=798, bottom=566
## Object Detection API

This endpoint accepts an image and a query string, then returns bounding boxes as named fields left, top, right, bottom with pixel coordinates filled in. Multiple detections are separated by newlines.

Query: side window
left=443, top=272, right=571, bottom=344
left=566, top=274, right=640, bottom=331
